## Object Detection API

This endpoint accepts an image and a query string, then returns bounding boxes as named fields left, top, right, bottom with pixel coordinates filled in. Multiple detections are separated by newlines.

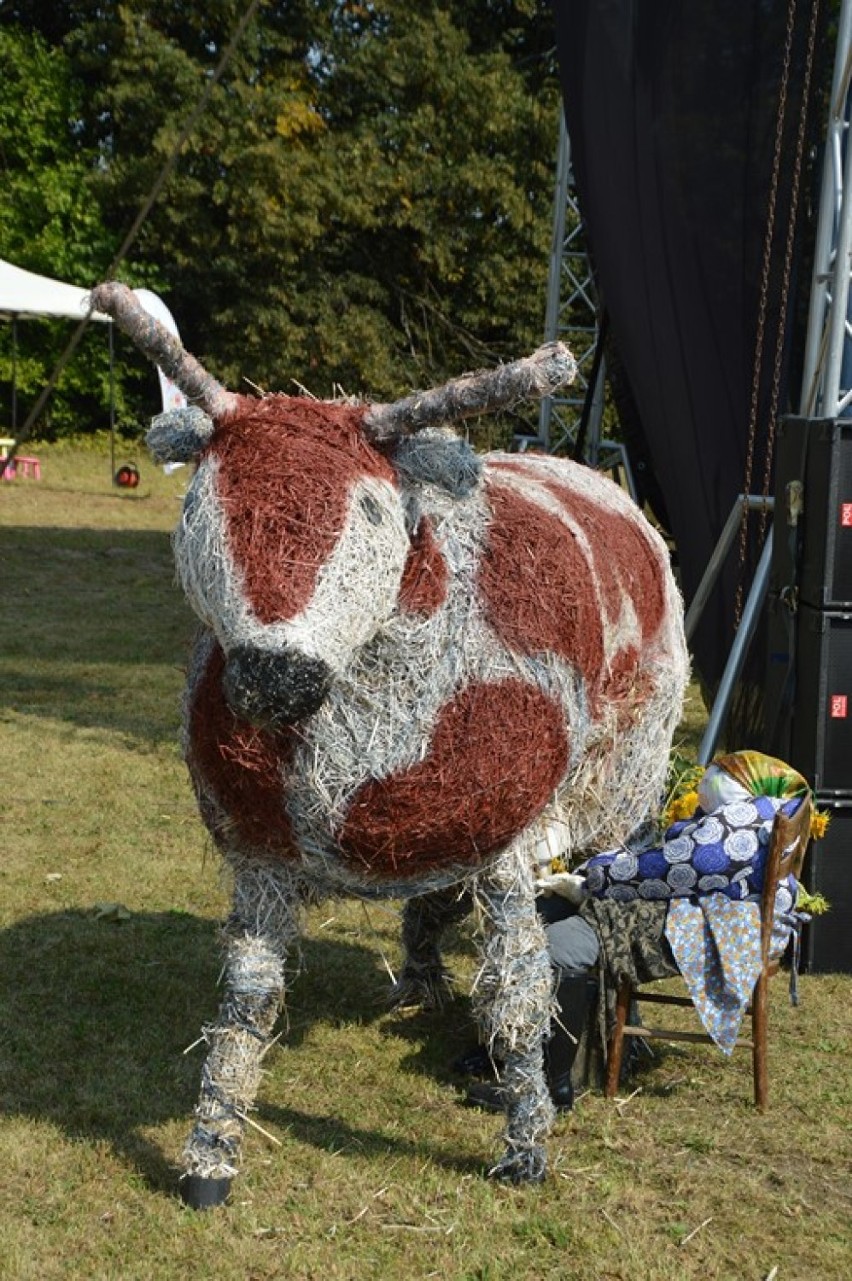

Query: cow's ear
left=390, top=431, right=482, bottom=498
left=147, top=406, right=215, bottom=463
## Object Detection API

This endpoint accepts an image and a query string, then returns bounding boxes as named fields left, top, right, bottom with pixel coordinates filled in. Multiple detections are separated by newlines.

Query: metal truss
left=532, top=113, right=636, bottom=498
left=799, top=0, right=852, bottom=419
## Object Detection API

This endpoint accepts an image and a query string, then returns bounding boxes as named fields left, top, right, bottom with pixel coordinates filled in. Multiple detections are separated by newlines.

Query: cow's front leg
left=390, top=885, right=473, bottom=1010
left=180, top=860, right=305, bottom=1209
left=473, top=840, right=555, bottom=1184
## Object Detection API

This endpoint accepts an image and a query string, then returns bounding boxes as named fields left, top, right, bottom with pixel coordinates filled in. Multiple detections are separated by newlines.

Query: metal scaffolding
left=799, top=0, right=852, bottom=421
left=539, top=5, right=852, bottom=763
left=533, top=113, right=636, bottom=497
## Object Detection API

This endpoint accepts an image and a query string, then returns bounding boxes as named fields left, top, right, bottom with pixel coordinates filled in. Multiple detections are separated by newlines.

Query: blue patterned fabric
left=665, top=895, right=762, bottom=1051
left=582, top=795, right=792, bottom=903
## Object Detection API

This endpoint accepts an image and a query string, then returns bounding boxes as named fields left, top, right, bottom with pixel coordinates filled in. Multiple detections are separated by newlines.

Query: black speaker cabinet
left=803, top=798, right=852, bottom=974
left=763, top=591, right=796, bottom=761
left=773, top=417, right=852, bottom=609
left=791, top=606, right=852, bottom=796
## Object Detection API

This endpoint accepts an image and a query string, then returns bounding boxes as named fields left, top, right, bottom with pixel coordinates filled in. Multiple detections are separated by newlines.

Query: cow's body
left=182, top=397, right=685, bottom=899
left=84, top=283, right=687, bottom=1205
left=162, top=393, right=688, bottom=1201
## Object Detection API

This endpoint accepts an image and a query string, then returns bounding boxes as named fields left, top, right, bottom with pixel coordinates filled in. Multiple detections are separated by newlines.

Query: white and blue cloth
left=579, top=795, right=805, bottom=1052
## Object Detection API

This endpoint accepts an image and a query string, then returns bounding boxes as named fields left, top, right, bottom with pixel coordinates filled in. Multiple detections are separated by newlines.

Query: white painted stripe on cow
left=269, top=474, right=409, bottom=673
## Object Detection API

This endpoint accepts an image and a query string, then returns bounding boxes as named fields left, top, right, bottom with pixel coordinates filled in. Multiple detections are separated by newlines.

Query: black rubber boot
left=547, top=971, right=595, bottom=1111
left=179, top=1174, right=232, bottom=1210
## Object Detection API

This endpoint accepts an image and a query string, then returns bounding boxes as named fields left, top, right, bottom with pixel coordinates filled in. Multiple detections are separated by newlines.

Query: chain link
left=761, top=0, right=823, bottom=529
left=736, top=0, right=800, bottom=626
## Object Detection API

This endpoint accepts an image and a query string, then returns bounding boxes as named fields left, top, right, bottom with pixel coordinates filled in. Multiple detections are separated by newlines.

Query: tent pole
left=11, top=314, right=18, bottom=435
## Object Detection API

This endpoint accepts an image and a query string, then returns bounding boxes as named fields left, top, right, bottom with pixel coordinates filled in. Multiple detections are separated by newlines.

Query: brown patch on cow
left=477, top=478, right=605, bottom=689
left=599, top=643, right=641, bottom=704
left=542, top=478, right=667, bottom=641
left=186, top=640, right=300, bottom=859
left=209, top=394, right=397, bottom=624
left=338, top=678, right=569, bottom=879
left=487, top=458, right=668, bottom=643
left=398, top=515, right=448, bottom=616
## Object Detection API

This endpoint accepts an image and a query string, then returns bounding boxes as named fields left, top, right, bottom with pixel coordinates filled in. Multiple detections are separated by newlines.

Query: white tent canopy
left=0, top=258, right=186, bottom=445
left=0, top=257, right=110, bottom=323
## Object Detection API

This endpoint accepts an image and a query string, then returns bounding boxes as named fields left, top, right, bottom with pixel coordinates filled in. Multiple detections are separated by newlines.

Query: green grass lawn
left=1, top=443, right=849, bottom=1280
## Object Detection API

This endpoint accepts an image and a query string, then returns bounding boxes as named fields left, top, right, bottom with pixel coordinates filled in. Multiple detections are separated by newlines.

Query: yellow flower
left=796, top=887, right=830, bottom=915
left=811, top=810, right=831, bottom=840
left=663, top=790, right=700, bottom=828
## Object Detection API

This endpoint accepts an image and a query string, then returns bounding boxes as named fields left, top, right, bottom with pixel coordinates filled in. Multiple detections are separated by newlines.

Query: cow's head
left=92, top=280, right=573, bottom=732
left=149, top=395, right=478, bottom=729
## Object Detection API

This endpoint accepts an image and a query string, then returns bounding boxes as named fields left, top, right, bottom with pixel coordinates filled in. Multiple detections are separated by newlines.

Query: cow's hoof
left=387, top=968, right=454, bottom=1012
left=179, top=1174, right=233, bottom=1210
left=488, top=1146, right=547, bottom=1185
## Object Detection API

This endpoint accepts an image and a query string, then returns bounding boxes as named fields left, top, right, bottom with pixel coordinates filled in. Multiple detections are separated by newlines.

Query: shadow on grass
left=381, top=1000, right=482, bottom=1086
left=1, top=526, right=192, bottom=747
left=0, top=907, right=424, bottom=1197
left=260, top=1102, right=488, bottom=1179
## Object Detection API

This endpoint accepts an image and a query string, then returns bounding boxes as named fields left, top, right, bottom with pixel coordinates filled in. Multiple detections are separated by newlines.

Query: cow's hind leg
left=390, top=885, right=473, bottom=1010
left=473, top=839, right=555, bottom=1184
left=180, top=860, right=304, bottom=1209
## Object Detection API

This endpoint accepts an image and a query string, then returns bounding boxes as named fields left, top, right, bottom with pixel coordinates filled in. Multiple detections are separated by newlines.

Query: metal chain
left=761, top=0, right=823, bottom=528
left=735, top=0, right=800, bottom=626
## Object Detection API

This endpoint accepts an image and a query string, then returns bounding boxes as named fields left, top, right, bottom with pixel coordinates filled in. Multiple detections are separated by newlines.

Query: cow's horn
left=362, top=341, right=577, bottom=442
left=89, top=282, right=238, bottom=420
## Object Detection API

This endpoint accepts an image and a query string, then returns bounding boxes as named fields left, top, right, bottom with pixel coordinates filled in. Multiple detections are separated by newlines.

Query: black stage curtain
left=552, top=0, right=829, bottom=740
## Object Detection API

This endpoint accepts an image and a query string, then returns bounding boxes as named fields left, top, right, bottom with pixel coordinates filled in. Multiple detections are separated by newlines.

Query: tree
left=2, top=1, right=561, bottom=433
left=0, top=23, right=153, bottom=438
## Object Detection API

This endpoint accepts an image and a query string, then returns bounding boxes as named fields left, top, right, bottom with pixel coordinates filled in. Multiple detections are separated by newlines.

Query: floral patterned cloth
left=578, top=781, right=808, bottom=1053
left=665, top=897, right=760, bottom=1052
left=581, top=794, right=795, bottom=903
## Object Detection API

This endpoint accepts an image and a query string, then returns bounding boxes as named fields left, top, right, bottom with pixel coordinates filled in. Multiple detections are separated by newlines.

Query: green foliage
left=796, top=887, right=831, bottom=916
left=2, top=2, right=560, bottom=439
left=0, top=24, right=156, bottom=439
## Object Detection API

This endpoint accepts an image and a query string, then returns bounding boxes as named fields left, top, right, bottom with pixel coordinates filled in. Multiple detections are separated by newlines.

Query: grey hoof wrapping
left=488, top=1145, right=548, bottom=1185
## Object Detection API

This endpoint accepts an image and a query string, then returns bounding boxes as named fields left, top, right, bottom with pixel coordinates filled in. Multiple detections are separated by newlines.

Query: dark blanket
left=580, top=898, right=678, bottom=1045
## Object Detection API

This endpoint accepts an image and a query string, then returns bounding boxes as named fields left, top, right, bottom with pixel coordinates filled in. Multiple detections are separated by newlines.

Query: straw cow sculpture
left=91, top=282, right=689, bottom=1207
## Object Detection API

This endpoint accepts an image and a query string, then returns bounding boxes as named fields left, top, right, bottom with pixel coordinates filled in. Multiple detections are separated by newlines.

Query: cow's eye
left=360, top=494, right=384, bottom=525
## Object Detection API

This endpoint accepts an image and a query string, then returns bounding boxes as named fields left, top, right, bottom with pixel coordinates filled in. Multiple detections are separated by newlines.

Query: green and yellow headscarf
left=698, top=750, right=811, bottom=812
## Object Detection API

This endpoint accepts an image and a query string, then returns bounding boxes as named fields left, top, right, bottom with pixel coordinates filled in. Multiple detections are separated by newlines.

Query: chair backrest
left=759, top=797, right=813, bottom=967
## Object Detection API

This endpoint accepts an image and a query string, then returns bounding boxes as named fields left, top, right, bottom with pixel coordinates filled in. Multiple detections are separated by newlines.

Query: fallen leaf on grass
left=93, top=902, right=132, bottom=922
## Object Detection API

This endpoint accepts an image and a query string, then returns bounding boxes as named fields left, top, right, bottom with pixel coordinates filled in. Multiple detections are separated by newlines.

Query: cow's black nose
left=222, top=645, right=332, bottom=728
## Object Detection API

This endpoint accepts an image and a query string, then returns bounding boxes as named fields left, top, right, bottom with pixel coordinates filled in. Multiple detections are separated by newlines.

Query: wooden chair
left=604, top=797, right=813, bottom=1110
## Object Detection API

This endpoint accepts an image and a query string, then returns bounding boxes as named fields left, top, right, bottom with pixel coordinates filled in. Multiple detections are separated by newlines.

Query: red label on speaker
left=842, top=503, right=852, bottom=526
left=830, top=694, right=848, bottom=718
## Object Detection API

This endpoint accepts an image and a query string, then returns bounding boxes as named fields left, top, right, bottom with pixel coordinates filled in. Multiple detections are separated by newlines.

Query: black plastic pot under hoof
left=179, top=1174, right=233, bottom=1209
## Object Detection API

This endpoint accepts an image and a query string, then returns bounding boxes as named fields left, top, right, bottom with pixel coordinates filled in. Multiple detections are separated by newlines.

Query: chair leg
left=752, top=972, right=768, bottom=1111
left=605, top=980, right=632, bottom=1098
